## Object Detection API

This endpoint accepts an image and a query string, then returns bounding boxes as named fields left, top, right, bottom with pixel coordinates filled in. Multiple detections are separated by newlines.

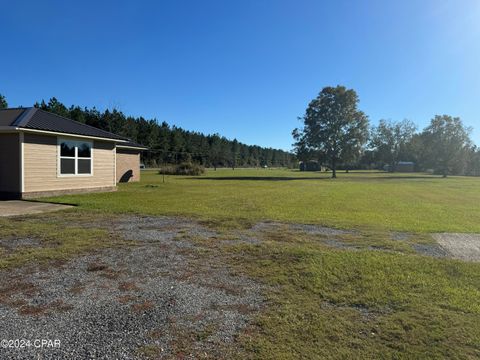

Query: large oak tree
left=370, top=119, right=417, bottom=171
left=421, top=115, right=472, bottom=177
left=293, top=86, right=369, bottom=178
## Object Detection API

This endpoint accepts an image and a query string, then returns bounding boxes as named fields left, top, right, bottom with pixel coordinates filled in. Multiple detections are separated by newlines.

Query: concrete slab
left=433, top=233, right=480, bottom=262
left=0, top=201, right=73, bottom=217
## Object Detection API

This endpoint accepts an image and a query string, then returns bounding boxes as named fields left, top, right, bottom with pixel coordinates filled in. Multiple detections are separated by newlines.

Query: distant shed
left=396, top=162, right=415, bottom=172
left=299, top=160, right=321, bottom=172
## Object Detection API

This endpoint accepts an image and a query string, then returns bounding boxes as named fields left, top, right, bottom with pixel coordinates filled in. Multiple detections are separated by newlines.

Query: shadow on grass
left=366, top=176, right=439, bottom=180
left=192, top=176, right=331, bottom=181
left=190, top=175, right=437, bottom=181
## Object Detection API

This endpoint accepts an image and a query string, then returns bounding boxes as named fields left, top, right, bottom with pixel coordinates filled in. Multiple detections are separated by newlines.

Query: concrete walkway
left=433, top=233, right=480, bottom=262
left=0, top=201, right=73, bottom=217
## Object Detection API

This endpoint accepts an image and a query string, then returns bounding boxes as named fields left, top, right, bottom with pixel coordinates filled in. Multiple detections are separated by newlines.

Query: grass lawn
left=9, top=169, right=480, bottom=358
left=220, top=228, right=480, bottom=359
left=46, top=168, right=480, bottom=233
left=0, top=212, right=117, bottom=269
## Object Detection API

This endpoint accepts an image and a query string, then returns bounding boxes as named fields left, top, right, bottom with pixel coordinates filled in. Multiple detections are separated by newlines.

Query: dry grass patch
left=0, top=211, right=116, bottom=270
left=18, top=299, right=73, bottom=316
left=69, top=282, right=85, bottom=295
left=18, top=304, right=50, bottom=316
left=118, top=281, right=140, bottom=292
left=117, top=295, right=137, bottom=304
left=0, top=281, right=38, bottom=306
left=131, top=300, right=155, bottom=313
left=86, top=261, right=109, bottom=272
left=136, top=344, right=164, bottom=359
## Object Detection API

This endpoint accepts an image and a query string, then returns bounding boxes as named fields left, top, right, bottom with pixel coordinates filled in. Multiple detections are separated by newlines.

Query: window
left=59, top=139, right=92, bottom=176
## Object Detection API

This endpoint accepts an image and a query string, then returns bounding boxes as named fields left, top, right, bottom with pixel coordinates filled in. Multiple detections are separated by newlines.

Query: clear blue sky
left=1, top=0, right=479, bottom=150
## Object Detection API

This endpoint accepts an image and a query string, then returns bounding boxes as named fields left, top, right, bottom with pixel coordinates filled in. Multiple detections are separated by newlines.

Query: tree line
left=0, top=95, right=296, bottom=169
left=293, top=86, right=480, bottom=177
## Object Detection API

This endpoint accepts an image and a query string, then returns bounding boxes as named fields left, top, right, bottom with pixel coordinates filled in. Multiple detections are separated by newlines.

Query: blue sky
left=1, top=0, right=479, bottom=150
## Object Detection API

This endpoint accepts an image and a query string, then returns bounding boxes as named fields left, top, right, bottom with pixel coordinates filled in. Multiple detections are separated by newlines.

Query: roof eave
left=116, top=144, right=148, bottom=150
left=0, top=126, right=19, bottom=132
left=0, top=126, right=128, bottom=143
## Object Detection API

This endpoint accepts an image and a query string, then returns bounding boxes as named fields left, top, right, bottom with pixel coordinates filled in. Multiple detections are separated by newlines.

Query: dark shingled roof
left=0, top=108, right=25, bottom=127
left=0, top=107, right=128, bottom=141
left=0, top=107, right=148, bottom=149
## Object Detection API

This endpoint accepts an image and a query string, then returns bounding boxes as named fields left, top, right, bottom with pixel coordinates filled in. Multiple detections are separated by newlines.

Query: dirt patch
left=391, top=232, right=412, bottom=241
left=113, top=215, right=218, bottom=244
left=0, top=237, right=42, bottom=253
left=411, top=243, right=449, bottom=258
left=432, top=233, right=480, bottom=262
left=323, top=238, right=359, bottom=250
left=251, top=221, right=352, bottom=236
left=220, top=233, right=262, bottom=246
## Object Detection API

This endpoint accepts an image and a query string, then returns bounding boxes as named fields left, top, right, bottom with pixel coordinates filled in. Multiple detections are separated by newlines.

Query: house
left=0, top=107, right=147, bottom=199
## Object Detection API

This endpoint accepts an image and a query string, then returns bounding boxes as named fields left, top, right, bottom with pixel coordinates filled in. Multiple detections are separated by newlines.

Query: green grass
left=228, top=234, right=480, bottom=359
left=0, top=212, right=115, bottom=269
left=46, top=168, right=480, bottom=233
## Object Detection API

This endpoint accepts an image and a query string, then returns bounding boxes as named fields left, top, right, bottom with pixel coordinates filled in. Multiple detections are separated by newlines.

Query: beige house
left=0, top=108, right=147, bottom=199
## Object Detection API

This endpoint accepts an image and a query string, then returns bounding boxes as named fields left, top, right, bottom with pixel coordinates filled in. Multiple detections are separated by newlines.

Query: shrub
left=159, top=162, right=205, bottom=176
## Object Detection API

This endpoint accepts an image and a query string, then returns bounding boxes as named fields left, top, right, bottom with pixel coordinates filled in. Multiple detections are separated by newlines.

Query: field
left=1, top=169, right=480, bottom=358
left=48, top=169, right=480, bottom=232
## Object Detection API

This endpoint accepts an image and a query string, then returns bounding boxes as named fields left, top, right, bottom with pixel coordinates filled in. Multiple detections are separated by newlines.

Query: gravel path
left=432, top=233, right=480, bottom=262
left=0, top=216, right=263, bottom=359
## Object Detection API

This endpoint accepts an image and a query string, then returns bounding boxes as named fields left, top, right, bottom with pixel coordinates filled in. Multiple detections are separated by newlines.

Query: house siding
left=116, top=149, right=141, bottom=182
left=0, top=133, right=20, bottom=196
left=23, top=133, right=116, bottom=194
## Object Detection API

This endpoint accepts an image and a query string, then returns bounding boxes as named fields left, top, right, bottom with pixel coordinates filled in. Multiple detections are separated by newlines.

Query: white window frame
left=57, top=138, right=94, bottom=177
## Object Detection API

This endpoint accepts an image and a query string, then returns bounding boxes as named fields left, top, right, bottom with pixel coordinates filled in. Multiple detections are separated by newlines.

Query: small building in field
left=396, top=161, right=415, bottom=172
left=299, top=160, right=324, bottom=172
left=0, top=108, right=147, bottom=199
left=383, top=161, right=415, bottom=173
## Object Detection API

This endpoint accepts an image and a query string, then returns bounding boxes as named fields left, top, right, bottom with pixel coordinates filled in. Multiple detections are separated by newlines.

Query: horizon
left=1, top=0, right=479, bottom=150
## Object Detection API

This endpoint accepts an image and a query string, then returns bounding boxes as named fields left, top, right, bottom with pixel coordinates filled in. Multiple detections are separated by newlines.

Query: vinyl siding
left=116, top=149, right=141, bottom=182
left=0, top=133, right=20, bottom=193
left=23, top=133, right=115, bottom=193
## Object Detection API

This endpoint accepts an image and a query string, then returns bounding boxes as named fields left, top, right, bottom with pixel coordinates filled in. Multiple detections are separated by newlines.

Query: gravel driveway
left=0, top=216, right=263, bottom=359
